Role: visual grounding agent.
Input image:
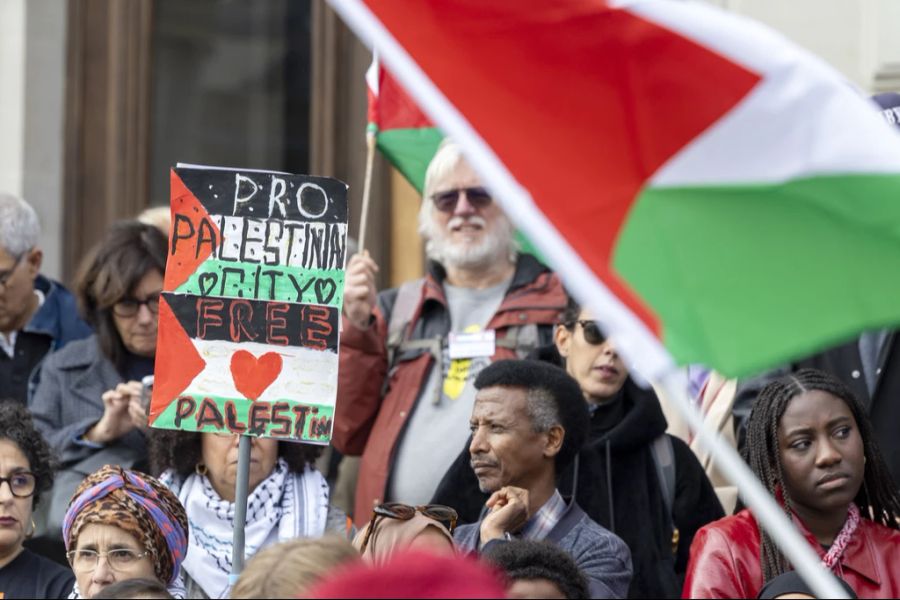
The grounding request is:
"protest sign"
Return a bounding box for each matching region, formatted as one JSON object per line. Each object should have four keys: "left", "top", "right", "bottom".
{"left": 150, "top": 166, "right": 349, "bottom": 444}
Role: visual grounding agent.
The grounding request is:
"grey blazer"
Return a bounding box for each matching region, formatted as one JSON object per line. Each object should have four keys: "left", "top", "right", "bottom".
{"left": 28, "top": 335, "right": 147, "bottom": 466}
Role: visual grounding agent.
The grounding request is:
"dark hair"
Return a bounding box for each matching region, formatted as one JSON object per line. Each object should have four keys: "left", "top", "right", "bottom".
{"left": 148, "top": 429, "right": 321, "bottom": 478}
{"left": 745, "top": 368, "right": 900, "bottom": 581}
{"left": 91, "top": 577, "right": 173, "bottom": 599}
{"left": 560, "top": 294, "right": 581, "bottom": 327}
{"left": 482, "top": 539, "right": 589, "bottom": 600}
{"left": 474, "top": 359, "right": 589, "bottom": 472}
{"left": 76, "top": 220, "right": 167, "bottom": 373}
{"left": 0, "top": 401, "right": 55, "bottom": 506}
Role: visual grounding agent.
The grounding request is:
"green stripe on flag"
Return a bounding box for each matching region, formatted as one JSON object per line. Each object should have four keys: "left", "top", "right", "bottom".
{"left": 377, "top": 127, "right": 444, "bottom": 192}
{"left": 153, "top": 394, "right": 334, "bottom": 442}
{"left": 614, "top": 173, "right": 900, "bottom": 377}
{"left": 176, "top": 259, "right": 344, "bottom": 307}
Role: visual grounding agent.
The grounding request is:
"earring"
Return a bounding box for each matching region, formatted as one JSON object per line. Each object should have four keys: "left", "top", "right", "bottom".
{"left": 25, "top": 517, "right": 36, "bottom": 539}
{"left": 195, "top": 463, "right": 208, "bottom": 476}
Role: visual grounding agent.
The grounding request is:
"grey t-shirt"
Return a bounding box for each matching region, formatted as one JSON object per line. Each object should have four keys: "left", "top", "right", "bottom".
{"left": 389, "top": 277, "right": 511, "bottom": 505}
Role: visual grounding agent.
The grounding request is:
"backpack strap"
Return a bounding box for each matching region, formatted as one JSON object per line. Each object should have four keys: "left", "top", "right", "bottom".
{"left": 385, "top": 278, "right": 426, "bottom": 369}
{"left": 650, "top": 434, "right": 679, "bottom": 554}
{"left": 384, "top": 278, "right": 444, "bottom": 405}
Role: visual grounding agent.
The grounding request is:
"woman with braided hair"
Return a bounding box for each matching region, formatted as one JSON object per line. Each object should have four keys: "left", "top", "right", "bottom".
{"left": 683, "top": 368, "right": 900, "bottom": 598}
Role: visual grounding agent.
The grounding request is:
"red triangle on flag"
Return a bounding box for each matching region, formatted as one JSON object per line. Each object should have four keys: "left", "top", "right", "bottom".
{"left": 164, "top": 169, "right": 221, "bottom": 291}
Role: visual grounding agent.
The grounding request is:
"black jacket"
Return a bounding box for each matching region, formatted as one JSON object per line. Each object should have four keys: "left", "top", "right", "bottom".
{"left": 734, "top": 332, "right": 900, "bottom": 485}
{"left": 432, "top": 349, "right": 724, "bottom": 599}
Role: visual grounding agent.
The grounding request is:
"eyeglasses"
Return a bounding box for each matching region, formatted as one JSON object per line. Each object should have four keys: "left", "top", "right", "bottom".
{"left": 566, "top": 320, "right": 606, "bottom": 345}
{"left": 0, "top": 472, "right": 36, "bottom": 498}
{"left": 0, "top": 253, "right": 25, "bottom": 289}
{"left": 113, "top": 293, "right": 161, "bottom": 317}
{"left": 359, "top": 503, "right": 458, "bottom": 554}
{"left": 66, "top": 548, "right": 151, "bottom": 572}
{"left": 431, "top": 187, "right": 493, "bottom": 213}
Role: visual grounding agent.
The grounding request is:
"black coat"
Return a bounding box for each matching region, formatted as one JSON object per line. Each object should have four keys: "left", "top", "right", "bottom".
{"left": 734, "top": 332, "right": 900, "bottom": 485}
{"left": 432, "top": 357, "right": 724, "bottom": 599}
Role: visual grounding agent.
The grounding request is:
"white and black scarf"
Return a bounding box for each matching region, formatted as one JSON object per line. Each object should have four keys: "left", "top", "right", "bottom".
{"left": 159, "top": 458, "right": 329, "bottom": 599}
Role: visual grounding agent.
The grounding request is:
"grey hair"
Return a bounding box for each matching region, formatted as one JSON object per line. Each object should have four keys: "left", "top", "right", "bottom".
{"left": 0, "top": 193, "right": 40, "bottom": 257}
{"left": 418, "top": 138, "right": 466, "bottom": 239}
{"left": 417, "top": 138, "right": 518, "bottom": 265}
{"left": 526, "top": 387, "right": 561, "bottom": 433}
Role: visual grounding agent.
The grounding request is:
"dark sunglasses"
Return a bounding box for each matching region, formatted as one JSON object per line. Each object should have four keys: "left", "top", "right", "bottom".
{"left": 359, "top": 502, "right": 458, "bottom": 554}
{"left": 566, "top": 320, "right": 606, "bottom": 345}
{"left": 431, "top": 187, "right": 493, "bottom": 213}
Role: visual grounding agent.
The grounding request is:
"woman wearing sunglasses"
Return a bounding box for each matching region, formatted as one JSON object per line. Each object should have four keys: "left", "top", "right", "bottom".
{"left": 353, "top": 503, "right": 456, "bottom": 564}
{"left": 0, "top": 401, "right": 75, "bottom": 598}
{"left": 552, "top": 297, "right": 724, "bottom": 598}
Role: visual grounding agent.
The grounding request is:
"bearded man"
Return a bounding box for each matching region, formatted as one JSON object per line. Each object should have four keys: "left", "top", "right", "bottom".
{"left": 334, "top": 139, "right": 567, "bottom": 524}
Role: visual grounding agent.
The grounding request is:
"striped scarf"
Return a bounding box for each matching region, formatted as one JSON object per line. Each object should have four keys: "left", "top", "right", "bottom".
{"left": 159, "top": 458, "right": 329, "bottom": 599}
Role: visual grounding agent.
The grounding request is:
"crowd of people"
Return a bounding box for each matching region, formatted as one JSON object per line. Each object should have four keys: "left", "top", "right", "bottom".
{"left": 2, "top": 94, "right": 900, "bottom": 599}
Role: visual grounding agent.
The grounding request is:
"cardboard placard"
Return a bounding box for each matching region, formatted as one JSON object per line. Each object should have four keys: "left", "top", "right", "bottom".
{"left": 149, "top": 166, "right": 348, "bottom": 443}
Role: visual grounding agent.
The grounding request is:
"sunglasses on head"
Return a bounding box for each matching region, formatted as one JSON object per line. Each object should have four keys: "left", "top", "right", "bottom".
{"left": 431, "top": 187, "right": 493, "bottom": 213}
{"left": 566, "top": 320, "right": 607, "bottom": 345}
{"left": 359, "top": 502, "right": 458, "bottom": 554}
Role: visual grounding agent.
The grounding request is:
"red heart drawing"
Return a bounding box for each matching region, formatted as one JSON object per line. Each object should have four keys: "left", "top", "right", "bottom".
{"left": 230, "top": 350, "right": 283, "bottom": 401}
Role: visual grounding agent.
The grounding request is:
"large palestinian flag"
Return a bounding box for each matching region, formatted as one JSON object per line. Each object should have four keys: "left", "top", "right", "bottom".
{"left": 150, "top": 167, "right": 348, "bottom": 443}
{"left": 333, "top": 0, "right": 900, "bottom": 379}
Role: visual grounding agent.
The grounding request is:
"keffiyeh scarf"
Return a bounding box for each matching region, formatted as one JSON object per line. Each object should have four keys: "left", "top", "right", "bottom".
{"left": 160, "top": 458, "right": 329, "bottom": 599}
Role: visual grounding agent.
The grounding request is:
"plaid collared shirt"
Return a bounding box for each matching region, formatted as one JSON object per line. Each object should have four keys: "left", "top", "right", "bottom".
{"left": 519, "top": 489, "right": 566, "bottom": 541}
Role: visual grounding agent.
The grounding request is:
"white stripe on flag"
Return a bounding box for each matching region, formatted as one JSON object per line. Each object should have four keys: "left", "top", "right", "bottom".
{"left": 629, "top": 0, "right": 900, "bottom": 187}
{"left": 184, "top": 339, "right": 338, "bottom": 404}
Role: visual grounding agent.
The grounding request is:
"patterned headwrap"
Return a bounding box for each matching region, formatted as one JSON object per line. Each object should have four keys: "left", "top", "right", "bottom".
{"left": 63, "top": 465, "right": 189, "bottom": 585}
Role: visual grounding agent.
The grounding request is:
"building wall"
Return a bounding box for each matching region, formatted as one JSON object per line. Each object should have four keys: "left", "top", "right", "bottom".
{"left": 704, "top": 0, "right": 900, "bottom": 90}
{"left": 0, "top": 0, "right": 66, "bottom": 280}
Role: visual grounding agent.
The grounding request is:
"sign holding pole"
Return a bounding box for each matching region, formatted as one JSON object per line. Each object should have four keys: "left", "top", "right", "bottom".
{"left": 230, "top": 435, "right": 252, "bottom": 581}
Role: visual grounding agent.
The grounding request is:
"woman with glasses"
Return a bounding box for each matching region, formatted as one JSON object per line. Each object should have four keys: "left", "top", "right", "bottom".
{"left": 63, "top": 464, "right": 188, "bottom": 599}
{"left": 352, "top": 503, "right": 457, "bottom": 564}
{"left": 149, "top": 430, "right": 346, "bottom": 599}
{"left": 30, "top": 221, "right": 166, "bottom": 533}
{"left": 0, "top": 401, "right": 75, "bottom": 598}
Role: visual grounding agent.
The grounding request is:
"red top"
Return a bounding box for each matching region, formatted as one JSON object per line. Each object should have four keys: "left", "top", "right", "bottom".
{"left": 683, "top": 509, "right": 900, "bottom": 598}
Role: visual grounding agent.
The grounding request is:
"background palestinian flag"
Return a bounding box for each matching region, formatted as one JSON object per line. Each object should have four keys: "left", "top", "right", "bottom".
{"left": 334, "top": 0, "right": 900, "bottom": 379}
{"left": 367, "top": 57, "right": 441, "bottom": 193}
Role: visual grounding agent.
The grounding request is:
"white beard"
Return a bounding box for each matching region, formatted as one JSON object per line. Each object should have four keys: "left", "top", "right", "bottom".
{"left": 425, "top": 214, "right": 516, "bottom": 270}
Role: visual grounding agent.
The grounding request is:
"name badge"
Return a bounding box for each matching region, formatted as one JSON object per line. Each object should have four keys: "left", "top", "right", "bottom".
{"left": 448, "top": 330, "right": 496, "bottom": 359}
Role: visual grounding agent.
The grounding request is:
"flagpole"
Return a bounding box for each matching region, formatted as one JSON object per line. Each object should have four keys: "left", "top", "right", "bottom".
{"left": 358, "top": 126, "right": 377, "bottom": 252}
{"left": 229, "top": 435, "right": 252, "bottom": 586}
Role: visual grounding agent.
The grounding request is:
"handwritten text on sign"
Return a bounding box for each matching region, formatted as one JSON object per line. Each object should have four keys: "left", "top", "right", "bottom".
{"left": 150, "top": 167, "right": 348, "bottom": 443}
